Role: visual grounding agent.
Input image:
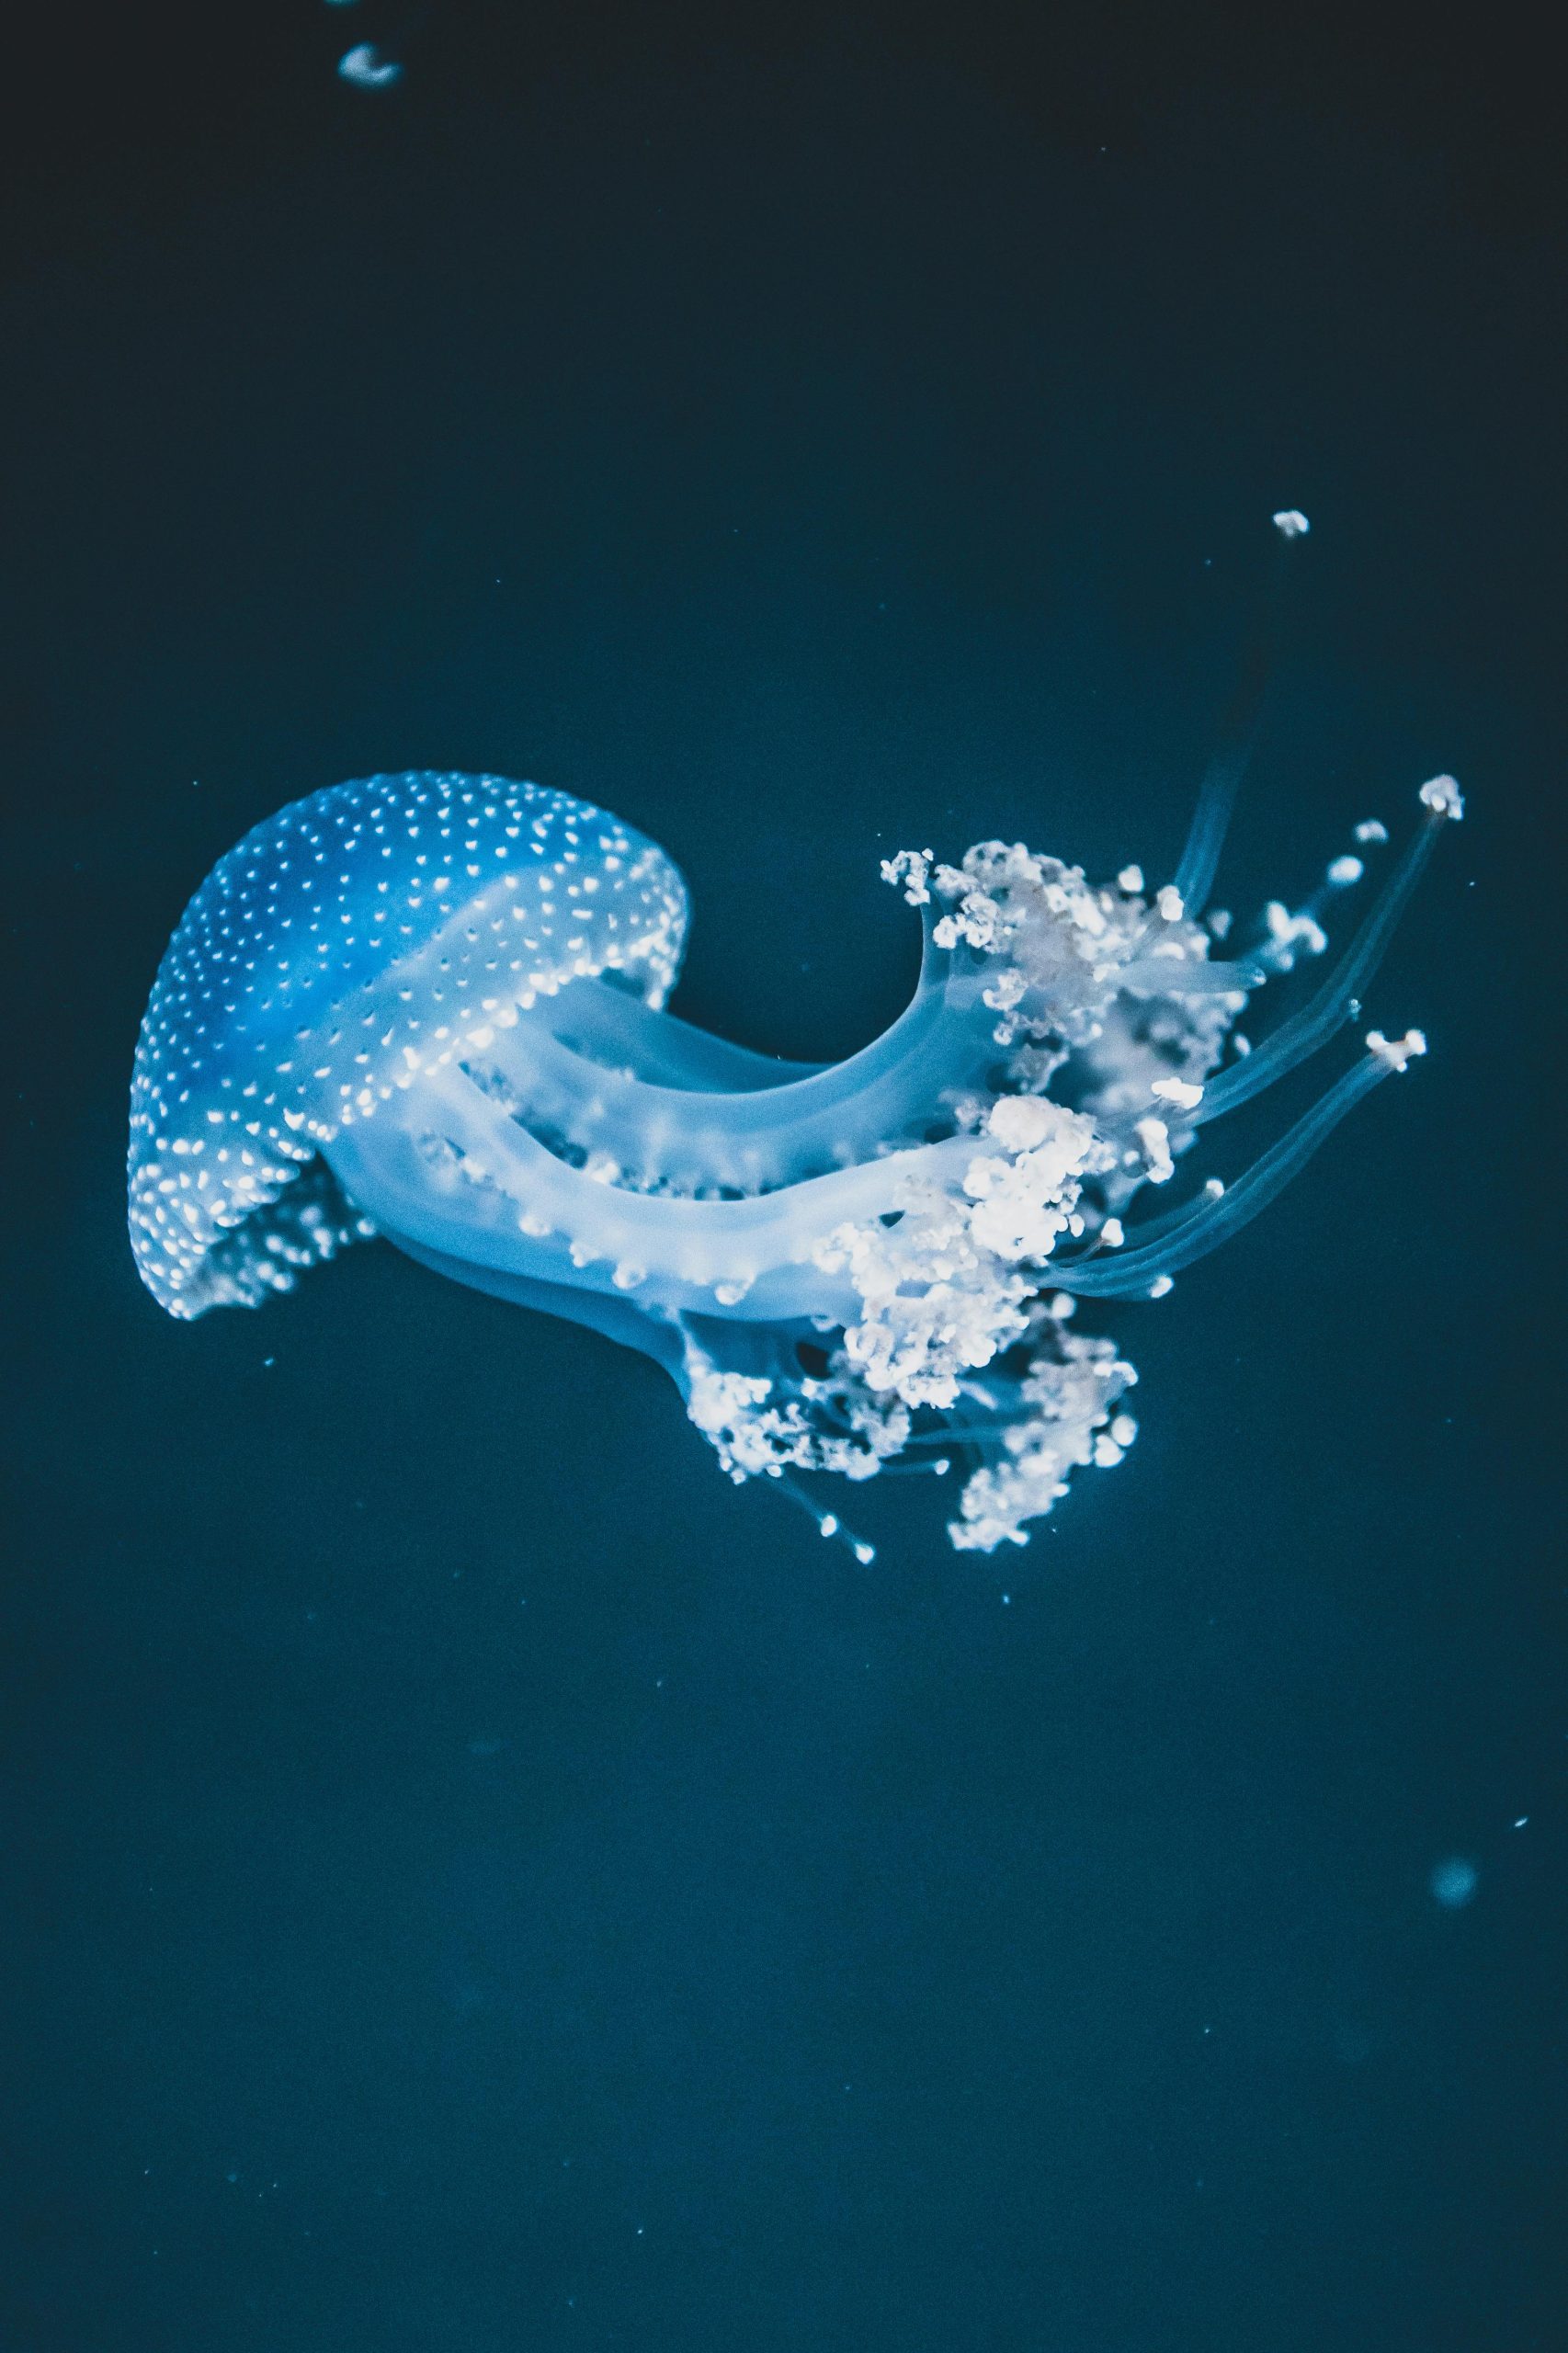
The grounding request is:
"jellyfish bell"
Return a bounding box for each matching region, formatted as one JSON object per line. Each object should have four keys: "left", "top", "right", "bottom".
{"left": 128, "top": 773, "right": 688, "bottom": 1319}
{"left": 128, "top": 541, "right": 1463, "bottom": 1554}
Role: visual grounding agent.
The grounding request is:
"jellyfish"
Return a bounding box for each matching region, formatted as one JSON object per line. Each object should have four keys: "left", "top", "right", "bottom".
{"left": 127, "top": 524, "right": 1461, "bottom": 1553}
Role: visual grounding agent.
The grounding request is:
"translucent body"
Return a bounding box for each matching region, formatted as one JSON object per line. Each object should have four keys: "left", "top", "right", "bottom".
{"left": 128, "top": 540, "right": 1461, "bottom": 1552}
{"left": 130, "top": 767, "right": 1458, "bottom": 1552}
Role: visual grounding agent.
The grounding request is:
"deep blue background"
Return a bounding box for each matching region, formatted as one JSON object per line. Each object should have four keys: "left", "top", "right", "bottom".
{"left": 3, "top": 6, "right": 1563, "bottom": 2347}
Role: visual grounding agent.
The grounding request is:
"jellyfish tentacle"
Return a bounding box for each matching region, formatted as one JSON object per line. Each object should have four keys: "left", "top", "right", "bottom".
{"left": 1172, "top": 511, "right": 1309, "bottom": 915}
{"left": 473, "top": 955, "right": 995, "bottom": 1198}
{"left": 1117, "top": 957, "right": 1266, "bottom": 995}
{"left": 1057, "top": 1179, "right": 1228, "bottom": 1270}
{"left": 539, "top": 974, "right": 827, "bottom": 1090}
{"left": 1056, "top": 1037, "right": 1422, "bottom": 1299}
{"left": 328, "top": 1060, "right": 1002, "bottom": 1323}
{"left": 1194, "top": 796, "right": 1457, "bottom": 1126}
{"left": 770, "top": 1472, "right": 878, "bottom": 1562}
{"left": 369, "top": 1222, "right": 691, "bottom": 1375}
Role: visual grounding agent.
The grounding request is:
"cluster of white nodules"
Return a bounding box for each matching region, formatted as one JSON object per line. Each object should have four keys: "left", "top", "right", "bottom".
{"left": 687, "top": 783, "right": 1451, "bottom": 1550}
{"left": 677, "top": 839, "right": 1246, "bottom": 1546}
{"left": 685, "top": 1301, "right": 1138, "bottom": 1556}
{"left": 892, "top": 837, "right": 1243, "bottom": 1216}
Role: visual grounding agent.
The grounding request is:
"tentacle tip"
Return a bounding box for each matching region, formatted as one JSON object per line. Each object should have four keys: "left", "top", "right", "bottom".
{"left": 1418, "top": 774, "right": 1464, "bottom": 823}
{"left": 1366, "top": 1027, "right": 1427, "bottom": 1072}
{"left": 1272, "top": 508, "right": 1311, "bottom": 539}
{"left": 1151, "top": 1075, "right": 1204, "bottom": 1111}
{"left": 881, "top": 847, "right": 935, "bottom": 905}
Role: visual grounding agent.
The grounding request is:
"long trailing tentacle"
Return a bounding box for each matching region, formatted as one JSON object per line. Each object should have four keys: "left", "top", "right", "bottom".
{"left": 1055, "top": 1177, "right": 1229, "bottom": 1271}
{"left": 1192, "top": 779, "right": 1462, "bottom": 1125}
{"left": 1053, "top": 1029, "right": 1427, "bottom": 1299}
{"left": 1171, "top": 508, "right": 1311, "bottom": 916}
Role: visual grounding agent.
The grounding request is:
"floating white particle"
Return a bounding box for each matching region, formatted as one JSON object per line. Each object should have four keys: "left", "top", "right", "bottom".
{"left": 1354, "top": 818, "right": 1389, "bottom": 843}
{"left": 338, "top": 43, "right": 402, "bottom": 86}
{"left": 1272, "top": 509, "right": 1310, "bottom": 538}
{"left": 1327, "top": 855, "right": 1363, "bottom": 886}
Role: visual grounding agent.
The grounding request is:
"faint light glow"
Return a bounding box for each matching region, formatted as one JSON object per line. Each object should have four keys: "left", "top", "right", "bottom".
{"left": 338, "top": 44, "right": 402, "bottom": 87}
{"left": 1430, "top": 1856, "right": 1479, "bottom": 1908}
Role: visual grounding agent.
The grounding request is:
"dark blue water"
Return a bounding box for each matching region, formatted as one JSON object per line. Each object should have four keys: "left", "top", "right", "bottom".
{"left": 3, "top": 6, "right": 1563, "bottom": 2347}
